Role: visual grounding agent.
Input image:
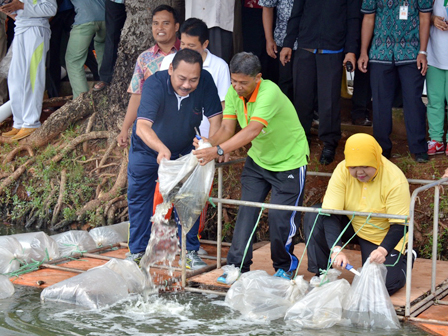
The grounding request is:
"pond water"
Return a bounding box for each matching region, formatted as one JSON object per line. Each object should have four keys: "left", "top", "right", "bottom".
{"left": 0, "top": 287, "right": 430, "bottom": 336}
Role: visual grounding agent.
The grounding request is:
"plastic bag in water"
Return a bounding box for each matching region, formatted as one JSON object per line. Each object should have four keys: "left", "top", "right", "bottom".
{"left": 0, "top": 274, "right": 14, "bottom": 299}
{"left": 284, "top": 274, "right": 351, "bottom": 329}
{"left": 95, "top": 258, "right": 145, "bottom": 293}
{"left": 158, "top": 141, "right": 215, "bottom": 233}
{"left": 51, "top": 230, "right": 97, "bottom": 257}
{"left": 343, "top": 258, "right": 400, "bottom": 329}
{"left": 225, "top": 270, "right": 309, "bottom": 321}
{"left": 89, "top": 226, "right": 124, "bottom": 247}
{"left": 41, "top": 267, "right": 129, "bottom": 309}
{"left": 0, "top": 236, "right": 27, "bottom": 274}
{"left": 12, "top": 232, "right": 59, "bottom": 262}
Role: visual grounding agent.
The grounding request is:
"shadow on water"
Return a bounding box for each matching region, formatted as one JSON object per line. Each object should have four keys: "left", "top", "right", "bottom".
{"left": 0, "top": 286, "right": 430, "bottom": 336}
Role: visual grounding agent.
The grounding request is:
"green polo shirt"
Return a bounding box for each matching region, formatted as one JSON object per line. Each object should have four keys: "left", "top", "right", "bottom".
{"left": 223, "top": 79, "right": 309, "bottom": 171}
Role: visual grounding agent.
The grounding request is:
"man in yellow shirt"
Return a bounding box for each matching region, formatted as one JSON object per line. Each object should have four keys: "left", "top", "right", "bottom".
{"left": 303, "top": 133, "right": 411, "bottom": 295}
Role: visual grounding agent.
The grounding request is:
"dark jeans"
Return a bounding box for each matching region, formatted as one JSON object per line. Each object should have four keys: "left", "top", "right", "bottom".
{"left": 99, "top": 0, "right": 126, "bottom": 84}
{"left": 293, "top": 49, "right": 343, "bottom": 150}
{"left": 303, "top": 205, "right": 408, "bottom": 295}
{"left": 351, "top": 67, "right": 371, "bottom": 122}
{"left": 227, "top": 157, "right": 307, "bottom": 273}
{"left": 370, "top": 61, "right": 427, "bottom": 155}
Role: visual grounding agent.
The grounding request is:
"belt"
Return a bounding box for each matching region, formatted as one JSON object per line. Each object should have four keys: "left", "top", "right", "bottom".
{"left": 302, "top": 48, "right": 344, "bottom": 54}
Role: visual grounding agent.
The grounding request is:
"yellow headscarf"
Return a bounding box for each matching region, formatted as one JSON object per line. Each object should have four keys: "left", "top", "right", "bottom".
{"left": 344, "top": 133, "right": 383, "bottom": 174}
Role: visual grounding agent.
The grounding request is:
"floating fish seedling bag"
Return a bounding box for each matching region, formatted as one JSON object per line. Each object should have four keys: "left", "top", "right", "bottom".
{"left": 0, "top": 274, "right": 14, "bottom": 299}
{"left": 343, "top": 259, "right": 400, "bottom": 329}
{"left": 12, "top": 232, "right": 59, "bottom": 262}
{"left": 95, "top": 258, "right": 145, "bottom": 293}
{"left": 52, "top": 230, "right": 97, "bottom": 257}
{"left": 109, "top": 222, "right": 129, "bottom": 242}
{"left": 158, "top": 141, "right": 215, "bottom": 233}
{"left": 41, "top": 266, "right": 129, "bottom": 309}
{"left": 225, "top": 270, "right": 309, "bottom": 321}
{"left": 0, "top": 236, "right": 28, "bottom": 274}
{"left": 89, "top": 226, "right": 124, "bottom": 247}
{"left": 284, "top": 270, "right": 351, "bottom": 329}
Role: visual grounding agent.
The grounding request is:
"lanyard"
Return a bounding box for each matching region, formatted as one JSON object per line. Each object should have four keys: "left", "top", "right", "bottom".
{"left": 445, "top": 0, "right": 448, "bottom": 7}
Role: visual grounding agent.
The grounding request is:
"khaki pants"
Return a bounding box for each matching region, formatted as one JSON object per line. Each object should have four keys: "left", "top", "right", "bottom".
{"left": 0, "top": 13, "right": 8, "bottom": 105}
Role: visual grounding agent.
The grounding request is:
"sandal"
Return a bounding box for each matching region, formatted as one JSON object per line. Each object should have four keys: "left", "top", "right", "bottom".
{"left": 93, "top": 81, "right": 109, "bottom": 92}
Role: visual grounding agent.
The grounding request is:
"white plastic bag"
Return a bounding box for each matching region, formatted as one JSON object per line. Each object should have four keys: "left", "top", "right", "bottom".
{"left": 109, "top": 222, "right": 129, "bottom": 242}
{"left": 51, "top": 230, "right": 97, "bottom": 257}
{"left": 41, "top": 267, "right": 129, "bottom": 309}
{"left": 225, "top": 270, "right": 309, "bottom": 321}
{"left": 284, "top": 275, "right": 351, "bottom": 329}
{"left": 89, "top": 226, "right": 123, "bottom": 247}
{"left": 221, "top": 265, "right": 241, "bottom": 285}
{"left": 12, "top": 232, "right": 59, "bottom": 262}
{"left": 0, "top": 274, "right": 14, "bottom": 299}
{"left": 95, "top": 258, "right": 145, "bottom": 293}
{"left": 343, "top": 258, "right": 400, "bottom": 329}
{"left": 0, "top": 236, "right": 27, "bottom": 274}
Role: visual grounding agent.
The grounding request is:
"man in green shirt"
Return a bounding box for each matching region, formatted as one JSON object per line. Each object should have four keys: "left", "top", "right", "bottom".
{"left": 194, "top": 52, "right": 309, "bottom": 282}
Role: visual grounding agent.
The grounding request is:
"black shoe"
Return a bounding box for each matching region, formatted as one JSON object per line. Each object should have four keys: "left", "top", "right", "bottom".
{"left": 319, "top": 147, "right": 335, "bottom": 165}
{"left": 414, "top": 152, "right": 428, "bottom": 163}
{"left": 352, "top": 117, "right": 372, "bottom": 126}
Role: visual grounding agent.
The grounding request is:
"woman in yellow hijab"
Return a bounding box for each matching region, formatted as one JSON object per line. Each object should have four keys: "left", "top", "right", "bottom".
{"left": 303, "top": 133, "right": 411, "bottom": 295}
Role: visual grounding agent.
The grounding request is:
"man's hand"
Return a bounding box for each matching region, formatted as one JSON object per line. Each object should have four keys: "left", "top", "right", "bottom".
{"left": 331, "top": 251, "right": 350, "bottom": 270}
{"left": 343, "top": 52, "right": 356, "bottom": 72}
{"left": 279, "top": 47, "right": 292, "bottom": 66}
{"left": 417, "top": 53, "right": 428, "bottom": 76}
{"left": 193, "top": 146, "right": 218, "bottom": 166}
{"left": 156, "top": 147, "right": 171, "bottom": 164}
{"left": 116, "top": 129, "right": 129, "bottom": 147}
{"left": 433, "top": 16, "right": 448, "bottom": 31}
{"left": 266, "top": 39, "right": 278, "bottom": 59}
{"left": 358, "top": 53, "right": 369, "bottom": 73}
{"left": 192, "top": 136, "right": 209, "bottom": 149}
{"left": 0, "top": 0, "right": 24, "bottom": 13}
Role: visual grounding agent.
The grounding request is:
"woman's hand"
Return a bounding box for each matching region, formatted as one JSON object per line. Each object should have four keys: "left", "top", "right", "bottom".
{"left": 369, "top": 246, "right": 388, "bottom": 264}
{"left": 433, "top": 16, "right": 448, "bottom": 31}
{"left": 332, "top": 251, "right": 350, "bottom": 270}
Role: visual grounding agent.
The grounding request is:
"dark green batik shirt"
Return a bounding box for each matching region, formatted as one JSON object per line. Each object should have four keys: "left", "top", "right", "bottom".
{"left": 361, "top": 0, "right": 432, "bottom": 65}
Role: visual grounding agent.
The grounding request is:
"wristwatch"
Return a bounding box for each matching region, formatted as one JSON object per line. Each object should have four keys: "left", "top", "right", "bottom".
{"left": 216, "top": 145, "right": 224, "bottom": 156}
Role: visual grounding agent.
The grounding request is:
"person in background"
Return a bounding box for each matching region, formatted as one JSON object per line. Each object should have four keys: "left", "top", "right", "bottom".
{"left": 194, "top": 52, "right": 309, "bottom": 283}
{"left": 280, "top": 0, "right": 359, "bottom": 165}
{"left": 185, "top": 0, "right": 234, "bottom": 64}
{"left": 116, "top": 4, "right": 180, "bottom": 147}
{"left": 426, "top": 0, "right": 448, "bottom": 156}
{"left": 303, "top": 133, "right": 411, "bottom": 295}
{"left": 126, "top": 49, "right": 222, "bottom": 268}
{"left": 358, "top": 0, "right": 432, "bottom": 162}
{"left": 0, "top": 11, "right": 7, "bottom": 105}
{"left": 92, "top": 0, "right": 126, "bottom": 92}
{"left": 160, "top": 17, "right": 230, "bottom": 138}
{"left": 259, "top": 0, "right": 296, "bottom": 101}
{"left": 65, "top": 0, "right": 106, "bottom": 99}
{"left": 0, "top": 0, "right": 57, "bottom": 140}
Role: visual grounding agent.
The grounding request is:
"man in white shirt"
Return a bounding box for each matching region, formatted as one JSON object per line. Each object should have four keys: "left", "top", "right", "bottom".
{"left": 160, "top": 17, "right": 230, "bottom": 138}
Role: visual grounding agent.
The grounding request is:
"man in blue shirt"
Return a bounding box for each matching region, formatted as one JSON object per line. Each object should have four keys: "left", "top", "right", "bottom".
{"left": 127, "top": 49, "right": 223, "bottom": 269}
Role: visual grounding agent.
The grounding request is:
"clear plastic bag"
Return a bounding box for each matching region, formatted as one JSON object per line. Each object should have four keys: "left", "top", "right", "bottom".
{"left": 109, "top": 222, "right": 129, "bottom": 242}
{"left": 284, "top": 276, "right": 351, "bottom": 329}
{"left": 0, "top": 236, "right": 27, "bottom": 274}
{"left": 51, "top": 230, "right": 97, "bottom": 257}
{"left": 225, "top": 270, "right": 309, "bottom": 321}
{"left": 95, "top": 258, "right": 145, "bottom": 293}
{"left": 89, "top": 226, "right": 124, "bottom": 247}
{"left": 221, "top": 265, "right": 241, "bottom": 285}
{"left": 40, "top": 267, "right": 129, "bottom": 309}
{"left": 343, "top": 258, "right": 400, "bottom": 329}
{"left": 158, "top": 141, "right": 215, "bottom": 233}
{"left": 0, "top": 274, "right": 14, "bottom": 299}
{"left": 12, "top": 232, "right": 59, "bottom": 262}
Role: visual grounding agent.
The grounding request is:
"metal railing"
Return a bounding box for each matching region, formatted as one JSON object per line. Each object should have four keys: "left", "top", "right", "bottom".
{"left": 181, "top": 158, "right": 448, "bottom": 321}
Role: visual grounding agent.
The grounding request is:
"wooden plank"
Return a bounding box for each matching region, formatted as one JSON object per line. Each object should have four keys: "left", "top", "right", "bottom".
{"left": 10, "top": 269, "right": 79, "bottom": 288}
